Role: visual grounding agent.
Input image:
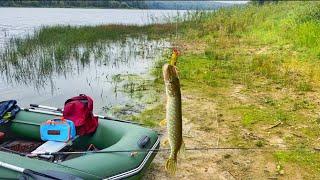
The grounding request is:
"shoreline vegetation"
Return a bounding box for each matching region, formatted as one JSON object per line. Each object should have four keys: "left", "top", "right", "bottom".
{"left": 2, "top": 1, "right": 320, "bottom": 178}
{"left": 0, "top": 0, "right": 144, "bottom": 9}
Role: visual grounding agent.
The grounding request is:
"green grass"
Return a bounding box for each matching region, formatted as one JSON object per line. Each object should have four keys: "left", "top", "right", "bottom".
{"left": 174, "top": 2, "right": 320, "bottom": 89}
{"left": 274, "top": 149, "right": 320, "bottom": 177}
{"left": 129, "top": 104, "right": 165, "bottom": 127}
{"left": 229, "top": 104, "right": 305, "bottom": 128}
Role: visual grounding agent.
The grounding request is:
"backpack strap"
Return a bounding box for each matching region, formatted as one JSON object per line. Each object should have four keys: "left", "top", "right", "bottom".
{"left": 64, "top": 94, "right": 88, "bottom": 106}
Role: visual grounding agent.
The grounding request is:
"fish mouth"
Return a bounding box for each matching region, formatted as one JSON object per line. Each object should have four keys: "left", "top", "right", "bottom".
{"left": 163, "top": 64, "right": 178, "bottom": 82}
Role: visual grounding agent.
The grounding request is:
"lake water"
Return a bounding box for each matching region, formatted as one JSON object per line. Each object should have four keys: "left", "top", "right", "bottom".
{"left": 0, "top": 8, "right": 181, "bottom": 114}
{"left": 0, "top": 8, "right": 185, "bottom": 47}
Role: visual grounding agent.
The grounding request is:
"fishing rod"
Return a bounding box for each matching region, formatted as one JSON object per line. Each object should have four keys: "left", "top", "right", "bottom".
{"left": 27, "top": 146, "right": 310, "bottom": 157}
{"left": 21, "top": 107, "right": 163, "bottom": 136}
{"left": 0, "top": 161, "right": 62, "bottom": 180}
{"left": 0, "top": 160, "right": 84, "bottom": 180}
{"left": 28, "top": 104, "right": 144, "bottom": 126}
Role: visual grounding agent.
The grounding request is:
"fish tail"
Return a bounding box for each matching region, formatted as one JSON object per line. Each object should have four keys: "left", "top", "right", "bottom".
{"left": 165, "top": 157, "right": 177, "bottom": 175}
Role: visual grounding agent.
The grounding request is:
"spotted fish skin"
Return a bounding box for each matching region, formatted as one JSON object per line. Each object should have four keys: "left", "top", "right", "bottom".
{"left": 163, "top": 63, "right": 183, "bottom": 175}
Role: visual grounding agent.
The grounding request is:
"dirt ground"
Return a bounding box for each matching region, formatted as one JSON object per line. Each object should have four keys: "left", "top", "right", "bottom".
{"left": 143, "top": 87, "right": 307, "bottom": 180}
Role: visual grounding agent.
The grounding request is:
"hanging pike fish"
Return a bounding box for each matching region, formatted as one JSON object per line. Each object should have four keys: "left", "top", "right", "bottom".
{"left": 163, "top": 62, "right": 184, "bottom": 175}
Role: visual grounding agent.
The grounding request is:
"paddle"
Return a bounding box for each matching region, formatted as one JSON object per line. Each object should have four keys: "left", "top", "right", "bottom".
{"left": 28, "top": 104, "right": 144, "bottom": 126}
{"left": 0, "top": 161, "right": 83, "bottom": 180}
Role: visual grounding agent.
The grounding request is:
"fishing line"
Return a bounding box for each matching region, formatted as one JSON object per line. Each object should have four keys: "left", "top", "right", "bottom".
{"left": 25, "top": 105, "right": 144, "bottom": 126}
{"left": 26, "top": 105, "right": 165, "bottom": 135}
{"left": 28, "top": 146, "right": 317, "bottom": 157}
{"left": 175, "top": 2, "right": 178, "bottom": 42}
{"left": 171, "top": 1, "right": 180, "bottom": 52}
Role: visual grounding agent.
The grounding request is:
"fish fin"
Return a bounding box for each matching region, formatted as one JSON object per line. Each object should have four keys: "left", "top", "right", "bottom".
{"left": 159, "top": 119, "right": 167, "bottom": 127}
{"left": 174, "top": 66, "right": 180, "bottom": 76}
{"left": 161, "top": 138, "right": 169, "bottom": 147}
{"left": 178, "top": 139, "right": 186, "bottom": 157}
{"left": 165, "top": 157, "right": 177, "bottom": 175}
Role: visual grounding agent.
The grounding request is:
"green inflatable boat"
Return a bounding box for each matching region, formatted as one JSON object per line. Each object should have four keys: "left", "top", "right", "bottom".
{"left": 0, "top": 108, "right": 160, "bottom": 179}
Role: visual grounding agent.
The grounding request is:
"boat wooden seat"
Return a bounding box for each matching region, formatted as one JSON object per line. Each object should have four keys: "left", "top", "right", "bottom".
{"left": 31, "top": 136, "right": 78, "bottom": 158}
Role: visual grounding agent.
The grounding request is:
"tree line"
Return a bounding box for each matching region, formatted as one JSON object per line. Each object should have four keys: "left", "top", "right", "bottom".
{"left": 0, "top": 0, "right": 147, "bottom": 9}
{"left": 0, "top": 0, "right": 240, "bottom": 10}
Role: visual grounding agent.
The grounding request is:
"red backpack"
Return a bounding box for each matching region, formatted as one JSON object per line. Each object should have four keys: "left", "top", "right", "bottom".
{"left": 63, "top": 94, "right": 98, "bottom": 136}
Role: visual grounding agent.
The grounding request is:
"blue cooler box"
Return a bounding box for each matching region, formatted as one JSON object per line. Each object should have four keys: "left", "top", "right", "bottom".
{"left": 40, "top": 118, "right": 76, "bottom": 142}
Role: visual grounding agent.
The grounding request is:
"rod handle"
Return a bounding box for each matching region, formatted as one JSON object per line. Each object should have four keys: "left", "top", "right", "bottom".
{"left": 30, "top": 104, "right": 39, "bottom": 108}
